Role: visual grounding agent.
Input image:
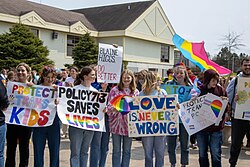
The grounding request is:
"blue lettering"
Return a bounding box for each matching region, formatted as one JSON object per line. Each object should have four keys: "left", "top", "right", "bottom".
{"left": 159, "top": 123, "right": 167, "bottom": 133}
{"left": 166, "top": 97, "right": 175, "bottom": 109}
{"left": 35, "top": 87, "right": 43, "bottom": 97}
{"left": 135, "top": 123, "right": 145, "bottom": 134}
{"left": 9, "top": 107, "right": 23, "bottom": 123}
{"left": 168, "top": 122, "right": 177, "bottom": 134}
{"left": 153, "top": 97, "right": 165, "bottom": 109}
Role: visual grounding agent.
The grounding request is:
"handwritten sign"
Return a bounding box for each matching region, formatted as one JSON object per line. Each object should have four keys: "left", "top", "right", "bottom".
{"left": 97, "top": 43, "right": 123, "bottom": 83}
{"left": 235, "top": 77, "right": 250, "bottom": 120}
{"left": 161, "top": 84, "right": 192, "bottom": 103}
{"left": 180, "top": 95, "right": 215, "bottom": 135}
{"left": 5, "top": 82, "right": 57, "bottom": 127}
{"left": 57, "top": 86, "right": 108, "bottom": 132}
{"left": 201, "top": 93, "right": 228, "bottom": 125}
{"left": 128, "top": 94, "right": 179, "bottom": 137}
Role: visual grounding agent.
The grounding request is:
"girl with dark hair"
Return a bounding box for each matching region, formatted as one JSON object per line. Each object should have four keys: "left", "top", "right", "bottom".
{"left": 196, "top": 69, "right": 228, "bottom": 167}
{"left": 5, "top": 63, "right": 33, "bottom": 167}
{"left": 69, "top": 66, "right": 97, "bottom": 167}
{"left": 106, "top": 69, "right": 139, "bottom": 167}
{"left": 32, "top": 65, "right": 61, "bottom": 167}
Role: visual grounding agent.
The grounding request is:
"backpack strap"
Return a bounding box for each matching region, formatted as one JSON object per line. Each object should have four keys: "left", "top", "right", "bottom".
{"left": 230, "top": 76, "right": 238, "bottom": 105}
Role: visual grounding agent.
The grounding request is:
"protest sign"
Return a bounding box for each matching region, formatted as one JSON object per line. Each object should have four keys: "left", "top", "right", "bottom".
{"left": 5, "top": 82, "right": 57, "bottom": 127}
{"left": 235, "top": 77, "right": 250, "bottom": 120}
{"left": 201, "top": 93, "right": 228, "bottom": 125}
{"left": 97, "top": 43, "right": 123, "bottom": 83}
{"left": 161, "top": 84, "right": 192, "bottom": 103}
{"left": 57, "top": 86, "right": 108, "bottom": 132}
{"left": 180, "top": 95, "right": 215, "bottom": 135}
{"left": 128, "top": 94, "right": 179, "bottom": 137}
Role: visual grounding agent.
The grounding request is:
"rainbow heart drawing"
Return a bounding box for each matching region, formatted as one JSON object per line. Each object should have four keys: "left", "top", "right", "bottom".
{"left": 109, "top": 95, "right": 132, "bottom": 115}
{"left": 142, "top": 100, "right": 150, "bottom": 107}
{"left": 211, "top": 100, "right": 222, "bottom": 117}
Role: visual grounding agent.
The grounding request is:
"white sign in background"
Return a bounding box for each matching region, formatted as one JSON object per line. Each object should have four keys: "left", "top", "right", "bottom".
{"left": 235, "top": 77, "right": 250, "bottom": 120}
{"left": 97, "top": 43, "right": 123, "bottom": 83}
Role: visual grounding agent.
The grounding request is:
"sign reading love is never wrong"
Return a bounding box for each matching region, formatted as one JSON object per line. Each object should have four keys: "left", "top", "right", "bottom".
{"left": 128, "top": 94, "right": 179, "bottom": 137}
{"left": 97, "top": 43, "right": 123, "bottom": 83}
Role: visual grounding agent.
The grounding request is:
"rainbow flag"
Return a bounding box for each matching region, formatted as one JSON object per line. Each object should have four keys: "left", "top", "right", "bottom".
{"left": 109, "top": 95, "right": 133, "bottom": 115}
{"left": 172, "top": 34, "right": 231, "bottom": 76}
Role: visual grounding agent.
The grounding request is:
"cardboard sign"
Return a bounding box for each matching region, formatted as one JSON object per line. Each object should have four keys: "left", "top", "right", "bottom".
{"left": 235, "top": 77, "right": 250, "bottom": 120}
{"left": 97, "top": 43, "right": 123, "bottom": 83}
{"left": 5, "top": 82, "right": 57, "bottom": 127}
{"left": 180, "top": 95, "right": 214, "bottom": 135}
{"left": 161, "top": 84, "right": 192, "bottom": 103}
{"left": 128, "top": 94, "right": 179, "bottom": 137}
{"left": 57, "top": 86, "right": 108, "bottom": 132}
{"left": 201, "top": 93, "right": 228, "bottom": 125}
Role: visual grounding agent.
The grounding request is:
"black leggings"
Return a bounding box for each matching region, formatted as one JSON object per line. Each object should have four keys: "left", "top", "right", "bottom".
{"left": 5, "top": 124, "right": 32, "bottom": 167}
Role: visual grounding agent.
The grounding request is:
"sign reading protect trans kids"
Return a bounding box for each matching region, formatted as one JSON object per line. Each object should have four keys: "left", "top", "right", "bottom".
{"left": 97, "top": 43, "right": 123, "bottom": 83}
{"left": 5, "top": 82, "right": 57, "bottom": 127}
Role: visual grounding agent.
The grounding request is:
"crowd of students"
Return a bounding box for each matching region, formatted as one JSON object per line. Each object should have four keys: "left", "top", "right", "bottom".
{"left": 0, "top": 57, "right": 249, "bottom": 167}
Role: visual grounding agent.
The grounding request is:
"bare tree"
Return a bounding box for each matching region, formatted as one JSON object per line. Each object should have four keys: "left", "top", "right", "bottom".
{"left": 219, "top": 31, "right": 246, "bottom": 71}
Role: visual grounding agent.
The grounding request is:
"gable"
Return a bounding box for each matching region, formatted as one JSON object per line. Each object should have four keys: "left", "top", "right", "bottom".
{"left": 70, "top": 21, "right": 88, "bottom": 34}
{"left": 20, "top": 11, "right": 46, "bottom": 28}
{"left": 127, "top": 1, "right": 175, "bottom": 43}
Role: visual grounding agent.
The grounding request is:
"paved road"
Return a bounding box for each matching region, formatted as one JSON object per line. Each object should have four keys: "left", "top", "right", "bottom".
{"left": 7, "top": 137, "right": 250, "bottom": 167}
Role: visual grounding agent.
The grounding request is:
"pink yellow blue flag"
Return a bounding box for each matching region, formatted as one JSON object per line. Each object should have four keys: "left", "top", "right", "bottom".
{"left": 172, "top": 34, "right": 231, "bottom": 76}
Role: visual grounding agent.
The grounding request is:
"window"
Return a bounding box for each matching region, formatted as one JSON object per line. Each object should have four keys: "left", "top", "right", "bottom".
{"left": 30, "top": 28, "right": 39, "bottom": 37}
{"left": 67, "top": 35, "right": 80, "bottom": 56}
{"left": 161, "top": 44, "right": 170, "bottom": 63}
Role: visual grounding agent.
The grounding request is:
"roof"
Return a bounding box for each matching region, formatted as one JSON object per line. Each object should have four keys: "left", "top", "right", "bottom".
{"left": 0, "top": 0, "right": 96, "bottom": 30}
{"left": 72, "top": 1, "right": 155, "bottom": 31}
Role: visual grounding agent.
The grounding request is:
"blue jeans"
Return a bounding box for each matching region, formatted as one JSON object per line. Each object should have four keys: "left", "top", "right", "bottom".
{"left": 0, "top": 123, "right": 6, "bottom": 167}
{"left": 112, "top": 134, "right": 132, "bottom": 167}
{"left": 167, "top": 123, "right": 189, "bottom": 165}
{"left": 90, "top": 131, "right": 102, "bottom": 167}
{"left": 32, "top": 115, "right": 61, "bottom": 167}
{"left": 142, "top": 136, "right": 166, "bottom": 167}
{"left": 69, "top": 126, "right": 94, "bottom": 167}
{"left": 196, "top": 131, "right": 223, "bottom": 167}
{"left": 99, "top": 114, "right": 110, "bottom": 167}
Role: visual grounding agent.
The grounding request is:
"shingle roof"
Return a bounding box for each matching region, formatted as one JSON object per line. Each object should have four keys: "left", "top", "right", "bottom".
{"left": 0, "top": 0, "right": 96, "bottom": 30}
{"left": 72, "top": 1, "right": 155, "bottom": 31}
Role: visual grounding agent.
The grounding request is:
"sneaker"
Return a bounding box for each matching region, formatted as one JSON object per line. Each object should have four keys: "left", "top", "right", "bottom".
{"left": 190, "top": 144, "right": 198, "bottom": 149}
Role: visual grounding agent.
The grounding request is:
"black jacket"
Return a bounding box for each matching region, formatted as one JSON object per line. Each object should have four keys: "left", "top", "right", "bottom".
{"left": 0, "top": 80, "right": 9, "bottom": 125}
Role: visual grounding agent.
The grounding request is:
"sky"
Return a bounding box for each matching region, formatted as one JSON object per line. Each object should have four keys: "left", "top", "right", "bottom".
{"left": 29, "top": 0, "right": 250, "bottom": 56}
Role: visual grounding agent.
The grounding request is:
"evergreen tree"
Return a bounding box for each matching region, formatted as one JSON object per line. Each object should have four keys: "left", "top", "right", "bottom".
{"left": 0, "top": 24, "right": 53, "bottom": 71}
{"left": 71, "top": 32, "right": 98, "bottom": 68}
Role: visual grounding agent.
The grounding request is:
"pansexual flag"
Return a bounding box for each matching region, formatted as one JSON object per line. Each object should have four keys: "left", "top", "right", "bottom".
{"left": 172, "top": 34, "right": 231, "bottom": 76}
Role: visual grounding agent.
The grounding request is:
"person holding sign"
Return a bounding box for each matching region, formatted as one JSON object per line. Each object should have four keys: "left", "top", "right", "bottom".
{"left": 166, "top": 62, "right": 193, "bottom": 167}
{"left": 227, "top": 57, "right": 250, "bottom": 167}
{"left": 195, "top": 69, "right": 229, "bottom": 167}
{"left": 106, "top": 69, "right": 139, "bottom": 167}
{"left": 5, "top": 63, "right": 33, "bottom": 167}
{"left": 69, "top": 66, "right": 97, "bottom": 167}
{"left": 139, "top": 71, "right": 167, "bottom": 167}
{"left": 32, "top": 66, "right": 60, "bottom": 167}
{"left": 0, "top": 77, "right": 9, "bottom": 167}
